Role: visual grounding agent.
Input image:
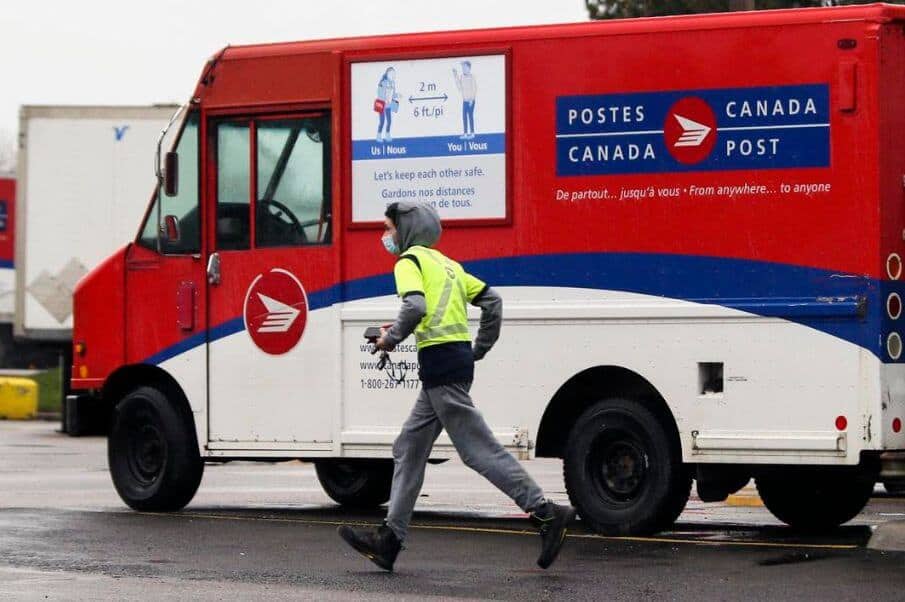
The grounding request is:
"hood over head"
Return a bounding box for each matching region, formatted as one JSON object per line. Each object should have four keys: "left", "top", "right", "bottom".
{"left": 386, "top": 201, "right": 442, "bottom": 252}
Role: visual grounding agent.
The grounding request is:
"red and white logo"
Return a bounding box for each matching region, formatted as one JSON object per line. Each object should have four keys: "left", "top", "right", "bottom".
{"left": 663, "top": 97, "right": 717, "bottom": 164}
{"left": 243, "top": 269, "right": 308, "bottom": 355}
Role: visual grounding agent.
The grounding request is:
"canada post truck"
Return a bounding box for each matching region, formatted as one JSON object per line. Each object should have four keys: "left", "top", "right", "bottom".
{"left": 70, "top": 4, "right": 905, "bottom": 534}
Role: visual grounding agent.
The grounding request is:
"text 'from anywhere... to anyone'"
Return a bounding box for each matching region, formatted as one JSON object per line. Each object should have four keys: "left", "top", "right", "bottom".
{"left": 557, "top": 181, "right": 832, "bottom": 202}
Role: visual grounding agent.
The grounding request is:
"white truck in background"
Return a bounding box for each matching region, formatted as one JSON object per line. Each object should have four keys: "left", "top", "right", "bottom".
{"left": 15, "top": 105, "right": 178, "bottom": 432}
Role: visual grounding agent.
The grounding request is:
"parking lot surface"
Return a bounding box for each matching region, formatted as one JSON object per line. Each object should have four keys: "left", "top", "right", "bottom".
{"left": 2, "top": 421, "right": 905, "bottom": 600}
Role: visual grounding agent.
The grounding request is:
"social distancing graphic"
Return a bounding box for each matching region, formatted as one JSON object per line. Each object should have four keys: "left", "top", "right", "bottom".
{"left": 351, "top": 55, "right": 507, "bottom": 223}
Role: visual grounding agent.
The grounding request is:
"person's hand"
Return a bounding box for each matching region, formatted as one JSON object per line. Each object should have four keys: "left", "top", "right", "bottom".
{"left": 376, "top": 325, "right": 395, "bottom": 351}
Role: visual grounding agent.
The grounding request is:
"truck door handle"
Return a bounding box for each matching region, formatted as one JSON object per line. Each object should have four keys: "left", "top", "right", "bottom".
{"left": 207, "top": 252, "right": 221, "bottom": 285}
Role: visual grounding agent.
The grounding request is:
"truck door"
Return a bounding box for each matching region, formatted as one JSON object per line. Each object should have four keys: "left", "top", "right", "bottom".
{"left": 125, "top": 111, "right": 207, "bottom": 422}
{"left": 206, "top": 113, "right": 336, "bottom": 449}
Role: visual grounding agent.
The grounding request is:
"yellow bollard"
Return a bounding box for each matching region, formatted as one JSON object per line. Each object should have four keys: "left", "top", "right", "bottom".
{"left": 0, "top": 377, "right": 39, "bottom": 420}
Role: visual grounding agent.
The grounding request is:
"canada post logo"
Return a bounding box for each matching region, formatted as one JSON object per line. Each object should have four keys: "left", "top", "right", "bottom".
{"left": 663, "top": 97, "right": 717, "bottom": 164}
{"left": 555, "top": 84, "right": 830, "bottom": 176}
{"left": 243, "top": 269, "right": 308, "bottom": 355}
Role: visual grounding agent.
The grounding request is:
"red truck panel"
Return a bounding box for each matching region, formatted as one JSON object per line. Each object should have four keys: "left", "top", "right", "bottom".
{"left": 0, "top": 178, "right": 15, "bottom": 268}
{"left": 75, "top": 5, "right": 905, "bottom": 386}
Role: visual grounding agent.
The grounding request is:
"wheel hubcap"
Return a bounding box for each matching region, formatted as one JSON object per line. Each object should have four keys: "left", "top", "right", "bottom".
{"left": 590, "top": 432, "right": 649, "bottom": 504}
{"left": 126, "top": 412, "right": 165, "bottom": 486}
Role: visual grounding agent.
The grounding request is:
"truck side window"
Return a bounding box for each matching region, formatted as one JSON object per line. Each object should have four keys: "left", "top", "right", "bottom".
{"left": 137, "top": 112, "right": 200, "bottom": 254}
{"left": 216, "top": 122, "right": 252, "bottom": 251}
{"left": 256, "top": 116, "right": 331, "bottom": 247}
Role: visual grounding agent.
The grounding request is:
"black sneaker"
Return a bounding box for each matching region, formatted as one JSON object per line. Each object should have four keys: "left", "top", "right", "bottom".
{"left": 532, "top": 502, "right": 576, "bottom": 569}
{"left": 338, "top": 523, "right": 402, "bottom": 572}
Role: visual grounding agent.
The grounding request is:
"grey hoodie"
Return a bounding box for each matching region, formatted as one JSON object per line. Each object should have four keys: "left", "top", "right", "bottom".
{"left": 393, "top": 200, "right": 442, "bottom": 252}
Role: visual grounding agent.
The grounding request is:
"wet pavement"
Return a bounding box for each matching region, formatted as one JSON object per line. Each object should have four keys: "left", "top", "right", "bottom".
{"left": 2, "top": 421, "right": 905, "bottom": 600}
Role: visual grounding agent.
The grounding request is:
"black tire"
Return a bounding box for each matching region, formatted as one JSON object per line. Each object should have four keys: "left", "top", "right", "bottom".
{"left": 108, "top": 386, "right": 203, "bottom": 511}
{"left": 63, "top": 395, "right": 85, "bottom": 437}
{"left": 64, "top": 395, "right": 110, "bottom": 437}
{"left": 563, "top": 398, "right": 691, "bottom": 535}
{"left": 883, "top": 481, "right": 905, "bottom": 496}
{"left": 756, "top": 470, "right": 874, "bottom": 531}
{"left": 315, "top": 459, "right": 394, "bottom": 508}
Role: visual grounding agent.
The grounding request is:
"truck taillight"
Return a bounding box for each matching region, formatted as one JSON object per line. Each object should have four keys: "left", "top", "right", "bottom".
{"left": 888, "top": 253, "right": 902, "bottom": 280}
{"left": 889, "top": 294, "right": 902, "bottom": 320}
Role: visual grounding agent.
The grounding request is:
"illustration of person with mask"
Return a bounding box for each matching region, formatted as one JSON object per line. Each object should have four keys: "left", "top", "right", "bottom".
{"left": 338, "top": 200, "right": 576, "bottom": 573}
{"left": 452, "top": 61, "right": 476, "bottom": 139}
{"left": 376, "top": 67, "right": 397, "bottom": 142}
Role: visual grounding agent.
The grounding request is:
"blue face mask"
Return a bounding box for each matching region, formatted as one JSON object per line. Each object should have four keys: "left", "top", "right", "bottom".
{"left": 382, "top": 233, "right": 399, "bottom": 255}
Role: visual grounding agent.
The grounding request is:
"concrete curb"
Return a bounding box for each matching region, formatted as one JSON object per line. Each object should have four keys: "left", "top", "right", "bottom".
{"left": 868, "top": 520, "right": 905, "bottom": 552}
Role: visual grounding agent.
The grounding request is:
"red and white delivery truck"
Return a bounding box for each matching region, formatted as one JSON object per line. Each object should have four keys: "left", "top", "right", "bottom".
{"left": 70, "top": 4, "right": 905, "bottom": 534}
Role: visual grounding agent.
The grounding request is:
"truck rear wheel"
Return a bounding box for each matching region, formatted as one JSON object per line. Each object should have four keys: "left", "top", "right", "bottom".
{"left": 756, "top": 470, "right": 874, "bottom": 531}
{"left": 108, "top": 386, "right": 203, "bottom": 511}
{"left": 883, "top": 481, "right": 905, "bottom": 496}
{"left": 563, "top": 398, "right": 690, "bottom": 535}
{"left": 315, "top": 459, "right": 393, "bottom": 508}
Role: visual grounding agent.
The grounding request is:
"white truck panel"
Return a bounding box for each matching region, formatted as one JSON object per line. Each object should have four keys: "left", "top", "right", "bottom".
{"left": 16, "top": 105, "right": 177, "bottom": 338}
{"left": 161, "top": 286, "right": 882, "bottom": 465}
{"left": 0, "top": 267, "right": 14, "bottom": 319}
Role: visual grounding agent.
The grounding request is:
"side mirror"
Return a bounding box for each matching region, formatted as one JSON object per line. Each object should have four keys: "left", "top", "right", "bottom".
{"left": 162, "top": 215, "right": 181, "bottom": 244}
{"left": 164, "top": 151, "right": 179, "bottom": 197}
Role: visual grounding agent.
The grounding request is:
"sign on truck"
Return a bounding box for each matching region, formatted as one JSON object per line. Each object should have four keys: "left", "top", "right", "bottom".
{"left": 0, "top": 178, "right": 14, "bottom": 322}
{"left": 70, "top": 5, "right": 905, "bottom": 534}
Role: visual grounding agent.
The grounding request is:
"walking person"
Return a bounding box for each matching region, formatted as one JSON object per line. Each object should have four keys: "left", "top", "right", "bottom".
{"left": 338, "top": 200, "right": 575, "bottom": 572}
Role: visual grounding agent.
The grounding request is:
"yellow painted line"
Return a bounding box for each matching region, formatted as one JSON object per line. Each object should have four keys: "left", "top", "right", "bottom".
{"left": 725, "top": 494, "right": 764, "bottom": 508}
{"left": 133, "top": 510, "right": 858, "bottom": 551}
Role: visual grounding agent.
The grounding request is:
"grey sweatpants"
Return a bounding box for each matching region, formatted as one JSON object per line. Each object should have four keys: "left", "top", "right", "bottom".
{"left": 385, "top": 382, "right": 547, "bottom": 542}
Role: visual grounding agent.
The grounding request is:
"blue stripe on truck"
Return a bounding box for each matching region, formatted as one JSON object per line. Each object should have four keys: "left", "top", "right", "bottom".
{"left": 144, "top": 252, "right": 880, "bottom": 366}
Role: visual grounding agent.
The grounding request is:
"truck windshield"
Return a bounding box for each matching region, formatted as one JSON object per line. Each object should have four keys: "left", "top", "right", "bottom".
{"left": 137, "top": 110, "right": 200, "bottom": 254}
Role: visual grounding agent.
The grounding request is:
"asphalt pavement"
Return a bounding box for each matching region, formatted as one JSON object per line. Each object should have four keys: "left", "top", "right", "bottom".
{"left": 2, "top": 420, "right": 905, "bottom": 600}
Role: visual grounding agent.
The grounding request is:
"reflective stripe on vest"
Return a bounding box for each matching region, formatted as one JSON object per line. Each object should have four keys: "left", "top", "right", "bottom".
{"left": 422, "top": 250, "right": 466, "bottom": 328}
{"left": 405, "top": 246, "right": 471, "bottom": 349}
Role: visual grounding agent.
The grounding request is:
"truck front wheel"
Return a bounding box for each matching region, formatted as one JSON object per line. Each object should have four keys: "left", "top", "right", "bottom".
{"left": 755, "top": 470, "right": 874, "bottom": 531}
{"left": 108, "top": 386, "right": 203, "bottom": 511}
{"left": 315, "top": 459, "right": 393, "bottom": 508}
{"left": 563, "top": 398, "right": 691, "bottom": 535}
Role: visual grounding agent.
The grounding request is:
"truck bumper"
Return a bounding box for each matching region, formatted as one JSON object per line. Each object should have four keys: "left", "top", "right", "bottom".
{"left": 63, "top": 394, "right": 110, "bottom": 437}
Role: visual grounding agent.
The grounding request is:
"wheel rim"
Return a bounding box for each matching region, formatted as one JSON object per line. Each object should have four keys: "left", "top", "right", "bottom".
{"left": 124, "top": 403, "right": 166, "bottom": 487}
{"left": 329, "top": 462, "right": 368, "bottom": 489}
{"left": 588, "top": 429, "right": 649, "bottom": 505}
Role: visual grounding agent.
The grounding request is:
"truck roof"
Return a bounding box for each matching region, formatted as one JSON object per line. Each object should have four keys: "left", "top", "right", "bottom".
{"left": 19, "top": 105, "right": 180, "bottom": 120}
{"left": 190, "top": 3, "right": 905, "bottom": 114}
{"left": 218, "top": 2, "right": 905, "bottom": 61}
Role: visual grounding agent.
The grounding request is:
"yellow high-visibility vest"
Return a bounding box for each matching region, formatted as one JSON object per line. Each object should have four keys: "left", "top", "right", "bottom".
{"left": 393, "top": 245, "right": 486, "bottom": 350}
